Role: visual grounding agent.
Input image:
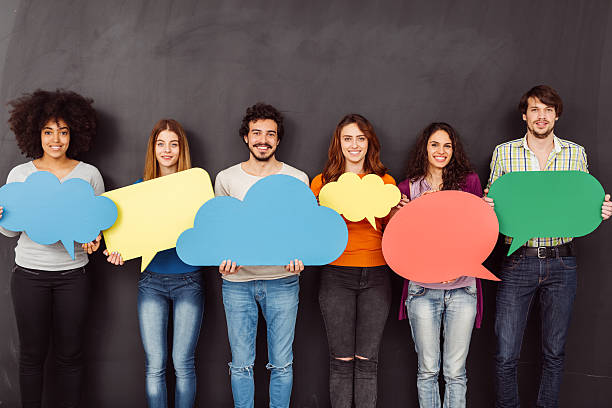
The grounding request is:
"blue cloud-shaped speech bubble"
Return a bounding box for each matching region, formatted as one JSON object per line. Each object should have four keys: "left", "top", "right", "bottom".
{"left": 176, "top": 174, "right": 348, "bottom": 266}
{"left": 0, "top": 171, "right": 117, "bottom": 258}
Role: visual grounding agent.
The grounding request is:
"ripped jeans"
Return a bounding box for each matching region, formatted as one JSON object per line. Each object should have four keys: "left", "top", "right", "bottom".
{"left": 222, "top": 275, "right": 299, "bottom": 408}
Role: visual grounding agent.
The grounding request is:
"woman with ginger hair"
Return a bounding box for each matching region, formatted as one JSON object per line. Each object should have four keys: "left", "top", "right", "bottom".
{"left": 311, "top": 113, "right": 398, "bottom": 408}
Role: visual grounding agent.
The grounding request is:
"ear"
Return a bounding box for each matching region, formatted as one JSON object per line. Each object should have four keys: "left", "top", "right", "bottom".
{"left": 522, "top": 113, "right": 527, "bottom": 121}
{"left": 243, "top": 135, "right": 248, "bottom": 144}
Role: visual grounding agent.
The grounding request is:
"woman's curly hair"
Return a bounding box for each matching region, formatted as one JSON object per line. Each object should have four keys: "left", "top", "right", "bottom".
{"left": 405, "top": 122, "right": 473, "bottom": 190}
{"left": 239, "top": 102, "right": 284, "bottom": 142}
{"left": 7, "top": 89, "right": 97, "bottom": 159}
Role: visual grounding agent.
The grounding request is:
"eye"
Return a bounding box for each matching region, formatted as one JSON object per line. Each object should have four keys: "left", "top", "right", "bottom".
{"left": 171, "top": 143, "right": 179, "bottom": 148}
{"left": 358, "top": 136, "right": 366, "bottom": 142}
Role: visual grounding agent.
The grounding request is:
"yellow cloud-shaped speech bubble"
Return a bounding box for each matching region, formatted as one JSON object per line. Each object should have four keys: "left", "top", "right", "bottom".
{"left": 102, "top": 168, "right": 214, "bottom": 271}
{"left": 318, "top": 172, "right": 401, "bottom": 229}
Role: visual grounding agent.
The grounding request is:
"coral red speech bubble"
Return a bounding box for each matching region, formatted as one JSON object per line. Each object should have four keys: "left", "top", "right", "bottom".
{"left": 382, "top": 190, "right": 500, "bottom": 283}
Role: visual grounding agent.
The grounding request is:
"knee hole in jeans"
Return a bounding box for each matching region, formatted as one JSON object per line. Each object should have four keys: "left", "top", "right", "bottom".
{"left": 334, "top": 356, "right": 354, "bottom": 361}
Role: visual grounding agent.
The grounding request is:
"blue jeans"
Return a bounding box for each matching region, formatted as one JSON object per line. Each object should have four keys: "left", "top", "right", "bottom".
{"left": 494, "top": 254, "right": 577, "bottom": 408}
{"left": 406, "top": 281, "right": 477, "bottom": 408}
{"left": 222, "top": 275, "right": 299, "bottom": 408}
{"left": 137, "top": 270, "right": 204, "bottom": 408}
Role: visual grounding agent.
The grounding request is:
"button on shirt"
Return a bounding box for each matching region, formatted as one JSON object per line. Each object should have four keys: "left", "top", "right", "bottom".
{"left": 486, "top": 135, "right": 588, "bottom": 247}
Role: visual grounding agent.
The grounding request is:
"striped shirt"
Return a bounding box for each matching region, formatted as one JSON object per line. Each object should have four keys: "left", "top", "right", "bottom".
{"left": 486, "top": 134, "right": 588, "bottom": 247}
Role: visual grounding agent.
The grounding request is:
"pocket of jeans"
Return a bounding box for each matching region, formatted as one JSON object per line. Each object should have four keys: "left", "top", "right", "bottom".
{"left": 463, "top": 282, "right": 477, "bottom": 298}
{"left": 185, "top": 274, "right": 203, "bottom": 289}
{"left": 558, "top": 256, "right": 577, "bottom": 270}
{"left": 407, "top": 282, "right": 426, "bottom": 298}
{"left": 14, "top": 265, "right": 40, "bottom": 276}
{"left": 138, "top": 271, "right": 152, "bottom": 285}
{"left": 60, "top": 267, "right": 86, "bottom": 276}
{"left": 501, "top": 254, "right": 523, "bottom": 271}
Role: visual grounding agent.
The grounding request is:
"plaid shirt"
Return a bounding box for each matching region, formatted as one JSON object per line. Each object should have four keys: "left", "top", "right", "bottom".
{"left": 487, "top": 134, "right": 588, "bottom": 247}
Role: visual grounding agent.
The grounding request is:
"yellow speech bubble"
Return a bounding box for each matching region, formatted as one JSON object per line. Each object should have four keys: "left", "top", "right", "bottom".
{"left": 102, "top": 168, "right": 214, "bottom": 271}
{"left": 318, "top": 173, "right": 401, "bottom": 229}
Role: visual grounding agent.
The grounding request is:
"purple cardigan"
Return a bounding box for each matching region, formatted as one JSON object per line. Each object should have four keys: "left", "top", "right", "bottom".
{"left": 396, "top": 172, "right": 484, "bottom": 328}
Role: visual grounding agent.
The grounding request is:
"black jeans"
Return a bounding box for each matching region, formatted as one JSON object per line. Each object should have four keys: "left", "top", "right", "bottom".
{"left": 11, "top": 265, "right": 90, "bottom": 408}
{"left": 319, "top": 265, "right": 391, "bottom": 408}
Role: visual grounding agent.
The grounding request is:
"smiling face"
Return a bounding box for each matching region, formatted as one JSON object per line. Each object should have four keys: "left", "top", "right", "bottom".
{"left": 427, "top": 129, "right": 453, "bottom": 170}
{"left": 340, "top": 123, "right": 368, "bottom": 169}
{"left": 40, "top": 118, "right": 70, "bottom": 159}
{"left": 155, "top": 129, "right": 180, "bottom": 173}
{"left": 244, "top": 119, "right": 279, "bottom": 161}
{"left": 523, "top": 96, "right": 558, "bottom": 139}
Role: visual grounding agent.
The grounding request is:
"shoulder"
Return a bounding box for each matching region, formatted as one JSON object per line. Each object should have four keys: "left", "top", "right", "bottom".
{"left": 7, "top": 162, "right": 35, "bottom": 183}
{"left": 381, "top": 173, "right": 396, "bottom": 185}
{"left": 558, "top": 138, "right": 585, "bottom": 152}
{"left": 77, "top": 161, "right": 102, "bottom": 176}
{"left": 397, "top": 178, "right": 410, "bottom": 194}
{"left": 280, "top": 163, "right": 309, "bottom": 185}
{"left": 310, "top": 173, "right": 324, "bottom": 195}
{"left": 216, "top": 163, "right": 241, "bottom": 181}
{"left": 493, "top": 138, "right": 522, "bottom": 153}
{"left": 465, "top": 172, "right": 481, "bottom": 183}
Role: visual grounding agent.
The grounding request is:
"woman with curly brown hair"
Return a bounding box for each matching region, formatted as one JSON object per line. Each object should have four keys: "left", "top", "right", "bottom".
{"left": 0, "top": 89, "right": 103, "bottom": 408}
{"left": 396, "top": 122, "right": 483, "bottom": 408}
{"left": 310, "top": 114, "right": 395, "bottom": 408}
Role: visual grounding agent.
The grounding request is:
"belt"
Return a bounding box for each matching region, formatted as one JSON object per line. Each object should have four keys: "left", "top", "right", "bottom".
{"left": 512, "top": 242, "right": 574, "bottom": 259}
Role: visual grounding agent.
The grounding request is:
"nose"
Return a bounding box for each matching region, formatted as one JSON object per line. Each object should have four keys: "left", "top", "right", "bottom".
{"left": 52, "top": 131, "right": 60, "bottom": 142}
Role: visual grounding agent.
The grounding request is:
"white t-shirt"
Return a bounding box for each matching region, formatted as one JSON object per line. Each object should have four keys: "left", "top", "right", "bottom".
{"left": 214, "top": 162, "right": 309, "bottom": 282}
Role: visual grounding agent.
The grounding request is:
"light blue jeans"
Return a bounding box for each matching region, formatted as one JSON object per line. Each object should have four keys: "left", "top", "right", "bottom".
{"left": 222, "top": 275, "right": 299, "bottom": 408}
{"left": 137, "top": 270, "right": 204, "bottom": 408}
{"left": 406, "top": 281, "right": 477, "bottom": 408}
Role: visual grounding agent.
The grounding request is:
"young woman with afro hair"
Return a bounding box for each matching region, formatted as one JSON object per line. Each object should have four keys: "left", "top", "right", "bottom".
{"left": 0, "top": 89, "right": 104, "bottom": 408}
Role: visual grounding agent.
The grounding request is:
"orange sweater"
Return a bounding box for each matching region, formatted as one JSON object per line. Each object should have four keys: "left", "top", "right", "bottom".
{"left": 311, "top": 173, "right": 396, "bottom": 267}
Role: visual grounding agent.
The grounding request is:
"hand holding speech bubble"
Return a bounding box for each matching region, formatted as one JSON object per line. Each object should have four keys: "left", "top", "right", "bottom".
{"left": 382, "top": 190, "right": 500, "bottom": 283}
{"left": 318, "top": 173, "right": 401, "bottom": 229}
{"left": 0, "top": 171, "right": 117, "bottom": 258}
{"left": 176, "top": 174, "right": 348, "bottom": 266}
{"left": 102, "top": 168, "right": 214, "bottom": 271}
{"left": 487, "top": 171, "right": 604, "bottom": 255}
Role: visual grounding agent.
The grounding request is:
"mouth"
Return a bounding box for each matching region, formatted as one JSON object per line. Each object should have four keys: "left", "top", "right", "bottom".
{"left": 49, "top": 145, "right": 64, "bottom": 151}
{"left": 160, "top": 155, "right": 174, "bottom": 161}
{"left": 254, "top": 144, "right": 272, "bottom": 153}
{"left": 433, "top": 155, "right": 447, "bottom": 162}
{"left": 535, "top": 121, "right": 548, "bottom": 127}
{"left": 347, "top": 149, "right": 362, "bottom": 156}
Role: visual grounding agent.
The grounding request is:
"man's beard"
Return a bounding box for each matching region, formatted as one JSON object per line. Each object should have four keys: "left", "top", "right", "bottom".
{"left": 529, "top": 124, "right": 554, "bottom": 139}
{"left": 249, "top": 143, "right": 276, "bottom": 161}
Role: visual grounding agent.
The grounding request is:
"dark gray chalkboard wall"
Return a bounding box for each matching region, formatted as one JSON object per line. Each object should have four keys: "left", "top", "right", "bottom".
{"left": 1, "top": 0, "right": 611, "bottom": 406}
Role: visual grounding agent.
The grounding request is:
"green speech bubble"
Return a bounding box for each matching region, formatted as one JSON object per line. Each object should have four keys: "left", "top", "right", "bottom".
{"left": 488, "top": 171, "right": 604, "bottom": 255}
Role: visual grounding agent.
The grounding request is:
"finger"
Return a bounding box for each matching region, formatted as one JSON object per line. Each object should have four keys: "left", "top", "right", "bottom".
{"left": 298, "top": 260, "right": 304, "bottom": 271}
{"left": 230, "top": 261, "right": 237, "bottom": 274}
{"left": 484, "top": 188, "right": 489, "bottom": 196}
{"left": 119, "top": 254, "right": 124, "bottom": 266}
{"left": 219, "top": 260, "right": 227, "bottom": 273}
{"left": 605, "top": 194, "right": 611, "bottom": 202}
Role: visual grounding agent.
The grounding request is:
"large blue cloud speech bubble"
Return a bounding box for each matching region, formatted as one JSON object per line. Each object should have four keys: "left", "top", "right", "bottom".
{"left": 176, "top": 174, "right": 348, "bottom": 266}
{"left": 0, "top": 171, "right": 117, "bottom": 258}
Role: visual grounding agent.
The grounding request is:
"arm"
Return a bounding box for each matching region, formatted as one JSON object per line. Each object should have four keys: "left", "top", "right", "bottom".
{"left": 0, "top": 167, "right": 22, "bottom": 237}
{"left": 483, "top": 147, "right": 503, "bottom": 208}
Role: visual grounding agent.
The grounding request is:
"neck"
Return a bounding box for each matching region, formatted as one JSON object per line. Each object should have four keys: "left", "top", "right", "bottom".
{"left": 526, "top": 132, "right": 555, "bottom": 152}
{"left": 35, "top": 154, "right": 74, "bottom": 169}
{"left": 159, "top": 165, "right": 177, "bottom": 177}
{"left": 426, "top": 166, "right": 443, "bottom": 189}
{"left": 242, "top": 155, "right": 282, "bottom": 177}
{"left": 344, "top": 160, "right": 365, "bottom": 174}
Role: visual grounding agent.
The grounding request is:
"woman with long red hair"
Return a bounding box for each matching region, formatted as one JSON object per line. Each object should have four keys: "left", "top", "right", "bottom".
{"left": 311, "top": 114, "right": 396, "bottom": 408}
